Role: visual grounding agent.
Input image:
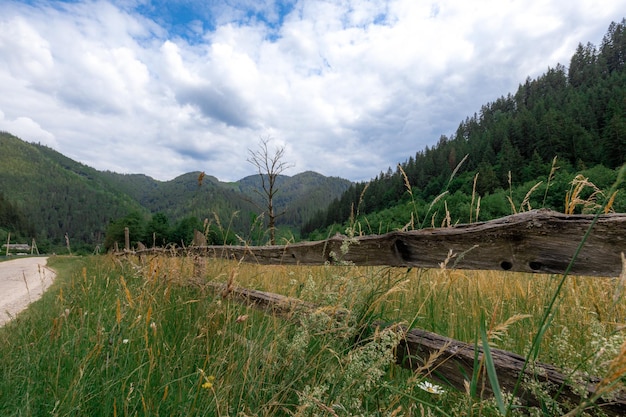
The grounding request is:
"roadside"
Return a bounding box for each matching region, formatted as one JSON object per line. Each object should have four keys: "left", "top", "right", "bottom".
{"left": 0, "top": 257, "right": 56, "bottom": 326}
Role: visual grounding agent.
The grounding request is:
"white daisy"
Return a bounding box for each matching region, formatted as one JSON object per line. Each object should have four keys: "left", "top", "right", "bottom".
{"left": 417, "top": 380, "right": 445, "bottom": 395}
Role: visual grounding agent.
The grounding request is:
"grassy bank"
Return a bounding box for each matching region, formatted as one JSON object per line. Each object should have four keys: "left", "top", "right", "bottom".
{"left": 0, "top": 254, "right": 624, "bottom": 416}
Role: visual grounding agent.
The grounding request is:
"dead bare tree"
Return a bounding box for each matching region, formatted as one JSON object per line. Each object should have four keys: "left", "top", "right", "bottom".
{"left": 247, "top": 137, "right": 294, "bottom": 245}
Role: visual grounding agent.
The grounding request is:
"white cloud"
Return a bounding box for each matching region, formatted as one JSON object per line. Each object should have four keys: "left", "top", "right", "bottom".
{"left": 0, "top": 110, "right": 57, "bottom": 147}
{"left": 0, "top": 0, "right": 625, "bottom": 182}
{"left": 0, "top": 16, "right": 54, "bottom": 81}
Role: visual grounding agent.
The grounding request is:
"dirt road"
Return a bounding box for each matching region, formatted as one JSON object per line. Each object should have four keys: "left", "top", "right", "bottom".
{"left": 0, "top": 257, "right": 56, "bottom": 326}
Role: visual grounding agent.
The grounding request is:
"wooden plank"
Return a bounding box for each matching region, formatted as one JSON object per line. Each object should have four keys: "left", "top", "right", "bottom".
{"left": 202, "top": 281, "right": 626, "bottom": 416}
{"left": 129, "top": 209, "right": 626, "bottom": 276}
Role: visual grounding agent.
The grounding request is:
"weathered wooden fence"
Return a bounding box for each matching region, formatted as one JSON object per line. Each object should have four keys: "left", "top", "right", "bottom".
{"left": 127, "top": 209, "right": 626, "bottom": 277}
{"left": 118, "top": 209, "right": 626, "bottom": 415}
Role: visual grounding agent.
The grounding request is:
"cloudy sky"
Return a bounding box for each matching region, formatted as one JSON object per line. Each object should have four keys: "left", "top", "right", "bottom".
{"left": 0, "top": 0, "right": 624, "bottom": 182}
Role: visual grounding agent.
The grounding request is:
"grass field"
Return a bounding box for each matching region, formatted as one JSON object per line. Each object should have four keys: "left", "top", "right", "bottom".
{"left": 0, "top": 252, "right": 624, "bottom": 416}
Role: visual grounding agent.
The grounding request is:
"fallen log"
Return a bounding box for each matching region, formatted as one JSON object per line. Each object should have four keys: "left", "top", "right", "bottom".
{"left": 124, "top": 209, "right": 626, "bottom": 277}
{"left": 397, "top": 327, "right": 626, "bottom": 415}
{"left": 200, "top": 281, "right": 626, "bottom": 416}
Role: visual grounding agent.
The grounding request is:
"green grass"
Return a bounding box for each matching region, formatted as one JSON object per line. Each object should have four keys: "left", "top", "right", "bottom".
{"left": 0, "top": 254, "right": 624, "bottom": 416}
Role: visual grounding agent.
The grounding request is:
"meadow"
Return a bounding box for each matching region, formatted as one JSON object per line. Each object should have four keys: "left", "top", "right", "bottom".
{"left": 0, "top": 250, "right": 624, "bottom": 416}
{"left": 1, "top": 164, "right": 625, "bottom": 416}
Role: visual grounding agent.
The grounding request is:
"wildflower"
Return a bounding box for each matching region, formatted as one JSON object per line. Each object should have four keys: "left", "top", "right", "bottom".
{"left": 417, "top": 380, "right": 445, "bottom": 395}
{"left": 199, "top": 369, "right": 216, "bottom": 390}
{"left": 202, "top": 375, "right": 215, "bottom": 390}
{"left": 235, "top": 314, "right": 248, "bottom": 323}
{"left": 122, "top": 339, "right": 129, "bottom": 344}
{"left": 150, "top": 321, "right": 157, "bottom": 335}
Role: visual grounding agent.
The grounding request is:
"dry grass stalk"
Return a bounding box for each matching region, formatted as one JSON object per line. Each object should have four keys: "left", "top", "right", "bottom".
{"left": 428, "top": 191, "right": 449, "bottom": 211}
{"left": 412, "top": 341, "right": 452, "bottom": 376}
{"left": 448, "top": 154, "right": 469, "bottom": 186}
{"left": 438, "top": 249, "right": 456, "bottom": 270}
{"left": 543, "top": 156, "right": 559, "bottom": 207}
{"left": 221, "top": 266, "right": 238, "bottom": 298}
{"left": 398, "top": 163, "right": 420, "bottom": 227}
{"left": 398, "top": 163, "right": 412, "bottom": 195}
{"left": 120, "top": 275, "right": 134, "bottom": 307}
{"left": 565, "top": 174, "right": 604, "bottom": 214}
{"left": 401, "top": 212, "right": 414, "bottom": 232}
{"left": 441, "top": 201, "right": 452, "bottom": 228}
{"left": 507, "top": 171, "right": 516, "bottom": 214}
{"left": 519, "top": 181, "right": 543, "bottom": 212}
{"left": 470, "top": 172, "right": 479, "bottom": 223}
{"left": 605, "top": 190, "right": 619, "bottom": 213}
{"left": 507, "top": 196, "right": 517, "bottom": 214}
{"left": 430, "top": 212, "right": 438, "bottom": 228}
{"left": 487, "top": 314, "right": 533, "bottom": 347}
{"left": 357, "top": 181, "right": 370, "bottom": 217}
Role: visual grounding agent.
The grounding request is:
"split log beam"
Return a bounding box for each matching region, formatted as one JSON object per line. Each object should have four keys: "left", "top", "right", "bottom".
{"left": 129, "top": 210, "right": 626, "bottom": 277}
{"left": 202, "top": 282, "right": 626, "bottom": 416}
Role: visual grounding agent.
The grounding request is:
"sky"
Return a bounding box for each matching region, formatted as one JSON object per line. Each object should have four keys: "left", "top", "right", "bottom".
{"left": 0, "top": 0, "right": 625, "bottom": 183}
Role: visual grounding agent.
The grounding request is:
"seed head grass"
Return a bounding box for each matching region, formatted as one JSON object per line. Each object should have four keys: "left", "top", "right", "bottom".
{"left": 1, "top": 253, "right": 623, "bottom": 416}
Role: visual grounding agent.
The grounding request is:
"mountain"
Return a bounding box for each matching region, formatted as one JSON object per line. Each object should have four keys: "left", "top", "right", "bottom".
{"left": 99, "top": 170, "right": 352, "bottom": 235}
{"left": 303, "top": 18, "right": 626, "bottom": 237}
{"left": 0, "top": 133, "right": 144, "bottom": 251}
{"left": 233, "top": 171, "right": 353, "bottom": 227}
{"left": 0, "top": 132, "right": 352, "bottom": 251}
{"left": 99, "top": 171, "right": 258, "bottom": 231}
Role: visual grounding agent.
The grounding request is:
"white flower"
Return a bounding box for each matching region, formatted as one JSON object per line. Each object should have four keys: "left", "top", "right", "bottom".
{"left": 417, "top": 380, "right": 445, "bottom": 395}
{"left": 122, "top": 339, "right": 129, "bottom": 344}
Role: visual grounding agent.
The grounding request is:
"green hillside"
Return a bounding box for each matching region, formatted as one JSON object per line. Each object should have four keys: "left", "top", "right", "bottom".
{"left": 0, "top": 133, "right": 352, "bottom": 252}
{"left": 234, "top": 171, "right": 352, "bottom": 227}
{"left": 0, "top": 132, "right": 144, "bottom": 252}
{"left": 100, "top": 171, "right": 257, "bottom": 232}
{"left": 99, "top": 169, "right": 351, "bottom": 242}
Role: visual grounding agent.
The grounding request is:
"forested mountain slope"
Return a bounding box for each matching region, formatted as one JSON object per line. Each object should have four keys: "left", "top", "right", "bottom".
{"left": 0, "top": 132, "right": 143, "bottom": 251}
{"left": 100, "top": 169, "right": 351, "bottom": 236}
{"left": 0, "top": 133, "right": 351, "bottom": 251}
{"left": 303, "top": 19, "right": 626, "bottom": 237}
{"left": 235, "top": 171, "right": 352, "bottom": 227}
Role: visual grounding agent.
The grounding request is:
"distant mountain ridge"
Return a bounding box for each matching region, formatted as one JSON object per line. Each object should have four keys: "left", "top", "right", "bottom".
{"left": 0, "top": 132, "right": 352, "bottom": 250}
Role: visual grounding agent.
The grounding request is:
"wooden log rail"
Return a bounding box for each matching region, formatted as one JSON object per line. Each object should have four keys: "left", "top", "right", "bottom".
{"left": 203, "top": 282, "right": 626, "bottom": 416}
{"left": 125, "top": 209, "right": 626, "bottom": 277}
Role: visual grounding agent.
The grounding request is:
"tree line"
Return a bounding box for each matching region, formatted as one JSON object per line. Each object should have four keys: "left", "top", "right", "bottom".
{"left": 102, "top": 211, "right": 238, "bottom": 251}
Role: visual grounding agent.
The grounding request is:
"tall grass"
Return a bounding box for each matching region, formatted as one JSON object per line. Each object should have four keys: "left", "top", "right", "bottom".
{"left": 1, "top": 253, "right": 624, "bottom": 416}
{"left": 0, "top": 256, "right": 438, "bottom": 416}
